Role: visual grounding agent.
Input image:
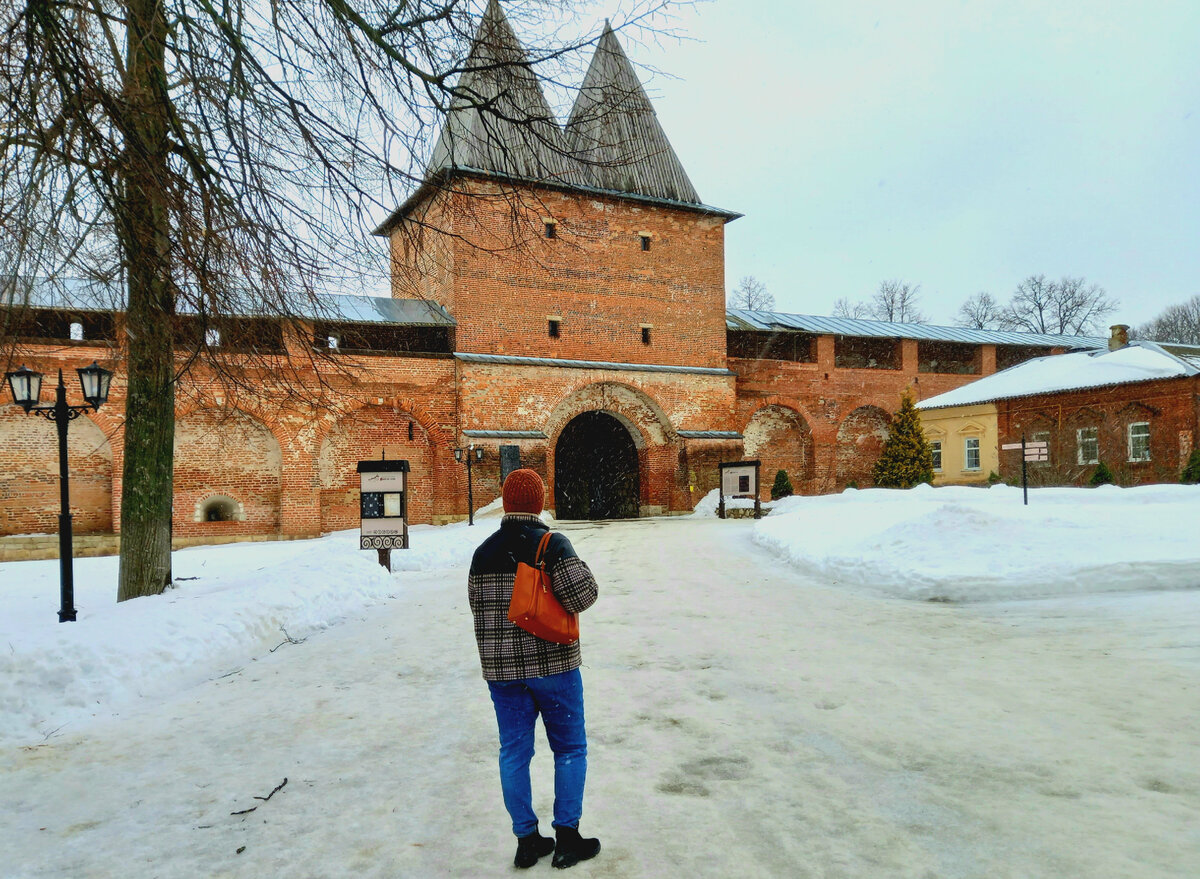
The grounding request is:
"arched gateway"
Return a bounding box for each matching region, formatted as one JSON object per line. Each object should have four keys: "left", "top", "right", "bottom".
{"left": 554, "top": 411, "right": 640, "bottom": 520}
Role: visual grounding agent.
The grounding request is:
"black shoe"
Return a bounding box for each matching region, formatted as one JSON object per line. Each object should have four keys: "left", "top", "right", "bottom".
{"left": 552, "top": 826, "right": 601, "bottom": 869}
{"left": 514, "top": 830, "right": 555, "bottom": 869}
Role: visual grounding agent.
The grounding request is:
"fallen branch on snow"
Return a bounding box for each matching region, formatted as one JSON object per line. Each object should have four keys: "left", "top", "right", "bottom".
{"left": 269, "top": 626, "right": 307, "bottom": 653}
{"left": 230, "top": 777, "right": 288, "bottom": 816}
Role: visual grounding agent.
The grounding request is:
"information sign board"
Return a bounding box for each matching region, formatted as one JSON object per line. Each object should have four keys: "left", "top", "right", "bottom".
{"left": 356, "top": 459, "right": 409, "bottom": 551}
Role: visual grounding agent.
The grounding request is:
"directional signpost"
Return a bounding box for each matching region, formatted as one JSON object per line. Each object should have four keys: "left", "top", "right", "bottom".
{"left": 1001, "top": 436, "right": 1048, "bottom": 506}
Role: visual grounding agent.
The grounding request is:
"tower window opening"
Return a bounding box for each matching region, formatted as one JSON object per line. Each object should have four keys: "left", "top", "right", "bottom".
{"left": 641, "top": 326, "right": 652, "bottom": 345}
{"left": 544, "top": 221, "right": 557, "bottom": 239}
{"left": 69, "top": 321, "right": 84, "bottom": 341}
{"left": 548, "top": 319, "right": 560, "bottom": 338}
{"left": 640, "top": 235, "right": 651, "bottom": 251}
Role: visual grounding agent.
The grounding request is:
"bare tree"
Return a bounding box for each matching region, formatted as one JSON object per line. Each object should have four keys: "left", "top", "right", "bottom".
{"left": 1133, "top": 294, "right": 1200, "bottom": 344}
{"left": 1001, "top": 275, "right": 1117, "bottom": 335}
{"left": 831, "top": 297, "right": 871, "bottom": 319}
{"left": 1, "top": 0, "right": 669, "bottom": 601}
{"left": 955, "top": 291, "right": 1004, "bottom": 329}
{"left": 728, "top": 275, "right": 775, "bottom": 311}
{"left": 868, "top": 280, "right": 926, "bottom": 324}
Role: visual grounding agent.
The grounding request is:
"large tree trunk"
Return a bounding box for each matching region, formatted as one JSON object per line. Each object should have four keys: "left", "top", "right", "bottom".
{"left": 116, "top": 0, "right": 175, "bottom": 601}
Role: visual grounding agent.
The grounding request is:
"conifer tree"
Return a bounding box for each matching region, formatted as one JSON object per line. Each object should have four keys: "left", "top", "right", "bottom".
{"left": 771, "top": 469, "right": 794, "bottom": 499}
{"left": 1181, "top": 449, "right": 1200, "bottom": 484}
{"left": 872, "top": 391, "right": 934, "bottom": 488}
{"left": 1088, "top": 462, "right": 1115, "bottom": 486}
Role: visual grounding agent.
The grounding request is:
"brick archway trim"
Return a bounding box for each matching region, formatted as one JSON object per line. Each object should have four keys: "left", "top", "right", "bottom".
{"left": 544, "top": 380, "right": 676, "bottom": 451}
{"left": 739, "top": 396, "right": 817, "bottom": 435}
{"left": 312, "top": 396, "right": 450, "bottom": 452}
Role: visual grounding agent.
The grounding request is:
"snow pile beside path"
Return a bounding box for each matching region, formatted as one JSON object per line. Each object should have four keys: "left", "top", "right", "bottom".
{"left": 0, "top": 524, "right": 486, "bottom": 745}
{"left": 754, "top": 483, "right": 1200, "bottom": 602}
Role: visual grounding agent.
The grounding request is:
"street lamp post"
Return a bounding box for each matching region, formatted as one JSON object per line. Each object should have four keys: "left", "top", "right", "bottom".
{"left": 6, "top": 363, "right": 113, "bottom": 622}
{"left": 454, "top": 444, "right": 485, "bottom": 525}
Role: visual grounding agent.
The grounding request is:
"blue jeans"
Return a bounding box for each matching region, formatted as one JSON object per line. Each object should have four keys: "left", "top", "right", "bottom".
{"left": 487, "top": 668, "right": 587, "bottom": 837}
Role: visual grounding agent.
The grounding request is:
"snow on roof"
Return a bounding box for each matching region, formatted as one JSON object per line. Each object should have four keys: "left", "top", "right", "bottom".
{"left": 917, "top": 342, "right": 1199, "bottom": 409}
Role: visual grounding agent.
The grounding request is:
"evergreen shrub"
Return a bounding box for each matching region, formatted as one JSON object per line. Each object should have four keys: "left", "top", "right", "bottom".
{"left": 1088, "top": 461, "right": 1115, "bottom": 486}
{"left": 1181, "top": 449, "right": 1200, "bottom": 484}
{"left": 771, "top": 469, "right": 794, "bottom": 500}
{"left": 872, "top": 391, "right": 935, "bottom": 488}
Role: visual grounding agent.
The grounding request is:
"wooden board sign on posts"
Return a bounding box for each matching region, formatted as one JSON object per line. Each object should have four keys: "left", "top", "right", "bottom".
{"left": 717, "top": 460, "right": 762, "bottom": 520}
{"left": 1000, "top": 437, "right": 1048, "bottom": 506}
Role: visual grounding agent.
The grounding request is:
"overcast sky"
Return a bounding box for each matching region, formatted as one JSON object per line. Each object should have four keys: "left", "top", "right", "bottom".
{"left": 604, "top": 0, "right": 1200, "bottom": 328}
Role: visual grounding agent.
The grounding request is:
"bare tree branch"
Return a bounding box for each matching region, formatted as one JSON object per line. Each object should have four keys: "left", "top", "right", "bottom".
{"left": 728, "top": 275, "right": 774, "bottom": 311}
{"left": 1133, "top": 294, "right": 1200, "bottom": 344}
{"left": 1001, "top": 275, "right": 1117, "bottom": 335}
{"left": 955, "top": 291, "right": 1003, "bottom": 329}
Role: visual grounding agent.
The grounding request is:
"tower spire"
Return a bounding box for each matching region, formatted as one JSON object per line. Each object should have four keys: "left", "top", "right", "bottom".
{"left": 566, "top": 22, "right": 700, "bottom": 204}
{"left": 427, "top": 0, "right": 571, "bottom": 181}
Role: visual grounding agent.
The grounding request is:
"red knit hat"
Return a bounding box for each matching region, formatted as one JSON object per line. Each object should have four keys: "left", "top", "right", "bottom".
{"left": 502, "top": 469, "right": 545, "bottom": 515}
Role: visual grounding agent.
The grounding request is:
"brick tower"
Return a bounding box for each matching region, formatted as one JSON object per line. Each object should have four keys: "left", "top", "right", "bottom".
{"left": 375, "top": 2, "right": 743, "bottom": 518}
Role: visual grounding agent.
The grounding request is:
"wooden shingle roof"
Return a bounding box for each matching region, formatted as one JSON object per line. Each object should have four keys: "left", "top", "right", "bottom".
{"left": 426, "top": 0, "right": 574, "bottom": 183}
{"left": 565, "top": 22, "right": 701, "bottom": 204}
{"left": 380, "top": 4, "right": 720, "bottom": 233}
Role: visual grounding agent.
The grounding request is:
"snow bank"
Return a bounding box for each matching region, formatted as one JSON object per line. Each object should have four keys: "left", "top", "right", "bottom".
{"left": 754, "top": 483, "right": 1200, "bottom": 602}
{"left": 0, "top": 524, "right": 488, "bottom": 745}
{"left": 689, "top": 487, "right": 771, "bottom": 517}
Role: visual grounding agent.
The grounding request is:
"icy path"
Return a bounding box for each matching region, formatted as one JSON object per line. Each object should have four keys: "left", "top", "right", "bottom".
{"left": 4, "top": 517, "right": 1199, "bottom": 878}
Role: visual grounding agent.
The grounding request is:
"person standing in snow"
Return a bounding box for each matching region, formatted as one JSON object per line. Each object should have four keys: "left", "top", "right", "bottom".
{"left": 467, "top": 468, "right": 601, "bottom": 870}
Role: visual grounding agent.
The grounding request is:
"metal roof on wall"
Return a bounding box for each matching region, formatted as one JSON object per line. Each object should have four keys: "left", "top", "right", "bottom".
{"left": 2, "top": 278, "right": 455, "bottom": 327}
{"left": 725, "top": 308, "right": 1107, "bottom": 349}
{"left": 677, "top": 430, "right": 743, "bottom": 440}
{"left": 462, "top": 430, "right": 547, "bottom": 439}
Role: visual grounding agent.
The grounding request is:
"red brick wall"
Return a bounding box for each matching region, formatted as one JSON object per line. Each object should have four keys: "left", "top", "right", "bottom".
{"left": 0, "top": 404, "right": 113, "bottom": 535}
{"left": 731, "top": 342, "right": 988, "bottom": 494}
{"left": 173, "top": 409, "right": 282, "bottom": 537}
{"left": 393, "top": 180, "right": 729, "bottom": 370}
{"left": 454, "top": 359, "right": 738, "bottom": 515}
{"left": 318, "top": 405, "right": 435, "bottom": 531}
{"left": 997, "top": 376, "right": 1200, "bottom": 485}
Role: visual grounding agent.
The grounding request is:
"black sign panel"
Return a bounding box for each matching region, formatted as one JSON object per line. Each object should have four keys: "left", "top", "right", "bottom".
{"left": 500, "top": 445, "right": 521, "bottom": 484}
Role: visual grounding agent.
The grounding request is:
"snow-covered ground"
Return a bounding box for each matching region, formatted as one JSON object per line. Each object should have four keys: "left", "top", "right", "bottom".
{"left": 755, "top": 483, "right": 1200, "bottom": 601}
{"left": 3, "top": 486, "right": 1199, "bottom": 877}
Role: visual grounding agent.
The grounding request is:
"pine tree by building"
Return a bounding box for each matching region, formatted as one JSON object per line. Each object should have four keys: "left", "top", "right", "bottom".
{"left": 1181, "top": 449, "right": 1200, "bottom": 484}
{"left": 872, "top": 391, "right": 934, "bottom": 488}
{"left": 771, "top": 469, "right": 794, "bottom": 499}
{"left": 1089, "top": 462, "right": 1115, "bottom": 486}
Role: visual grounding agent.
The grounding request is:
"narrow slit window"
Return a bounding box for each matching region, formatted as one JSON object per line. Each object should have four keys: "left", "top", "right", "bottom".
{"left": 69, "top": 321, "right": 84, "bottom": 341}
{"left": 544, "top": 221, "right": 557, "bottom": 239}
{"left": 640, "top": 234, "right": 651, "bottom": 251}
{"left": 641, "top": 326, "right": 652, "bottom": 345}
{"left": 327, "top": 334, "right": 339, "bottom": 350}
{"left": 205, "top": 327, "right": 221, "bottom": 347}
{"left": 548, "top": 319, "right": 560, "bottom": 338}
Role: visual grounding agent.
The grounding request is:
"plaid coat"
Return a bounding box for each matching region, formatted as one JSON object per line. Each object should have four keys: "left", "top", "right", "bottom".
{"left": 468, "top": 514, "right": 599, "bottom": 681}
